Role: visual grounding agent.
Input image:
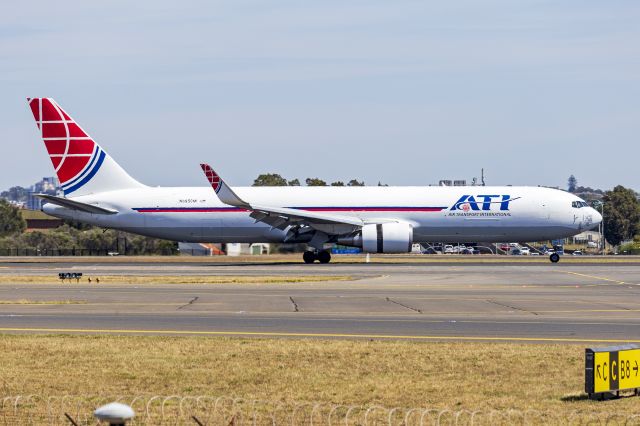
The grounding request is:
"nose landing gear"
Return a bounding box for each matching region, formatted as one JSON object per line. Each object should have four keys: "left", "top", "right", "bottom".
{"left": 302, "top": 250, "right": 332, "bottom": 264}
{"left": 549, "top": 253, "right": 560, "bottom": 263}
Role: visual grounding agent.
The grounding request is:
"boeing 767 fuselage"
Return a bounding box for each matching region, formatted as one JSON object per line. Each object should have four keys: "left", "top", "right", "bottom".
{"left": 28, "top": 98, "right": 601, "bottom": 263}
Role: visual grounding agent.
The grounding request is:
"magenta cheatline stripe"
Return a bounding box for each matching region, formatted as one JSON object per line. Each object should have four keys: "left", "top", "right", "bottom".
{"left": 132, "top": 206, "right": 447, "bottom": 213}
{"left": 299, "top": 207, "right": 446, "bottom": 212}
{"left": 133, "top": 207, "right": 247, "bottom": 213}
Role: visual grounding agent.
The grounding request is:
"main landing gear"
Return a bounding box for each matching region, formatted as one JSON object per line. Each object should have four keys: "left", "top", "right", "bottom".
{"left": 303, "top": 250, "right": 332, "bottom": 264}
{"left": 549, "top": 253, "right": 560, "bottom": 263}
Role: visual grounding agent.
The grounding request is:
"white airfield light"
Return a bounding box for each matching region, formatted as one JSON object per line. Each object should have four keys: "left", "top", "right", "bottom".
{"left": 94, "top": 402, "right": 135, "bottom": 425}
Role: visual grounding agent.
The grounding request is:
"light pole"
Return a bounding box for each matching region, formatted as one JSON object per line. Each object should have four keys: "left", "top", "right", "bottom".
{"left": 600, "top": 201, "right": 605, "bottom": 255}
{"left": 594, "top": 200, "right": 605, "bottom": 255}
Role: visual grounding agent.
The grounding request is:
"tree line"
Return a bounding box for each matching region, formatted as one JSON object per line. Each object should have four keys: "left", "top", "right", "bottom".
{"left": 0, "top": 199, "right": 176, "bottom": 254}
{"left": 567, "top": 175, "right": 605, "bottom": 196}
{"left": 252, "top": 173, "right": 386, "bottom": 187}
{"left": 602, "top": 186, "right": 640, "bottom": 247}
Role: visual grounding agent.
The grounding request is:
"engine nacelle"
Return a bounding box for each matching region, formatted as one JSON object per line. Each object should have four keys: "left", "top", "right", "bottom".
{"left": 361, "top": 222, "right": 413, "bottom": 253}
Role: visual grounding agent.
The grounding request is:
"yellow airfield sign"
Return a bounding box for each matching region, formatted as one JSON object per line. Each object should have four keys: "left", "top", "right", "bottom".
{"left": 586, "top": 345, "right": 640, "bottom": 396}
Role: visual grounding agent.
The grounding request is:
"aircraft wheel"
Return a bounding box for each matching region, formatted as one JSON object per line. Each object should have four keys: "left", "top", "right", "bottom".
{"left": 317, "top": 250, "right": 331, "bottom": 264}
{"left": 303, "top": 251, "right": 317, "bottom": 264}
{"left": 549, "top": 253, "right": 560, "bottom": 263}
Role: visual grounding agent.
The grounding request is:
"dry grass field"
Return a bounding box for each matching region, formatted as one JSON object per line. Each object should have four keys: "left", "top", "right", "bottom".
{"left": 0, "top": 334, "right": 637, "bottom": 415}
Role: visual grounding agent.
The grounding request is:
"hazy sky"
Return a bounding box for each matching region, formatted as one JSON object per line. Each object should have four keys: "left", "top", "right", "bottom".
{"left": 1, "top": 1, "right": 638, "bottom": 191}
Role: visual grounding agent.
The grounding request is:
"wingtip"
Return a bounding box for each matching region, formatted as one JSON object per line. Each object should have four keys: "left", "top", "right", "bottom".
{"left": 200, "top": 163, "right": 222, "bottom": 192}
{"left": 200, "top": 163, "right": 216, "bottom": 174}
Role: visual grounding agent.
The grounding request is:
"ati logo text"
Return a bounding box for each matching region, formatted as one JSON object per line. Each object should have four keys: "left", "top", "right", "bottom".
{"left": 450, "top": 195, "right": 519, "bottom": 212}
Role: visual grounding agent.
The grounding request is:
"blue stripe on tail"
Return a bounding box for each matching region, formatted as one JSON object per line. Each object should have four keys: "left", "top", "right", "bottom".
{"left": 64, "top": 150, "right": 106, "bottom": 195}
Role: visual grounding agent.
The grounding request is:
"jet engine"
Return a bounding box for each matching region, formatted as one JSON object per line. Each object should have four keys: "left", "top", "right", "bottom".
{"left": 339, "top": 222, "right": 413, "bottom": 253}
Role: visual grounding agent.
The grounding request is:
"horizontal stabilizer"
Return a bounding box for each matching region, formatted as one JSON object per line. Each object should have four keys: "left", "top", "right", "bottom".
{"left": 36, "top": 194, "right": 118, "bottom": 215}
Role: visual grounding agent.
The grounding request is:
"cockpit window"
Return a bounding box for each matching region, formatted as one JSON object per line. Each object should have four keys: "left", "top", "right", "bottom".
{"left": 571, "top": 201, "right": 589, "bottom": 208}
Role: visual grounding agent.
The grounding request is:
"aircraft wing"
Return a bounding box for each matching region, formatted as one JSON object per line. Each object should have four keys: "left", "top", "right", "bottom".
{"left": 200, "top": 164, "right": 363, "bottom": 234}
{"left": 36, "top": 194, "right": 118, "bottom": 215}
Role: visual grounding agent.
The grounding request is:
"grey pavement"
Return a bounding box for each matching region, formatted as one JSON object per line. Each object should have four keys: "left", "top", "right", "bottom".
{"left": 0, "top": 259, "right": 639, "bottom": 343}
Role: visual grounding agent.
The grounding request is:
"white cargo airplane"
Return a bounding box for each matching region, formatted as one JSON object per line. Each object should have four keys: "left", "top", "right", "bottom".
{"left": 28, "top": 98, "right": 601, "bottom": 263}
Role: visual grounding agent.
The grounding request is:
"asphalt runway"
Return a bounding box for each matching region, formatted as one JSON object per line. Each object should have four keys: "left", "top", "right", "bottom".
{"left": 1, "top": 258, "right": 640, "bottom": 343}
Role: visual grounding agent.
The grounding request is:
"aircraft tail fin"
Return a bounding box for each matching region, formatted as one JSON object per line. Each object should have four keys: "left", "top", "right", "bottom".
{"left": 27, "top": 98, "right": 145, "bottom": 197}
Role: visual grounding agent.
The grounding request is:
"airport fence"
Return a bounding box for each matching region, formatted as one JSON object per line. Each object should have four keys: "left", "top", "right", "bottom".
{"left": 2, "top": 395, "right": 640, "bottom": 425}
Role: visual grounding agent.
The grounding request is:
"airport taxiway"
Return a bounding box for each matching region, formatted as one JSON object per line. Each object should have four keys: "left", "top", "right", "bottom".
{"left": 0, "top": 257, "right": 639, "bottom": 343}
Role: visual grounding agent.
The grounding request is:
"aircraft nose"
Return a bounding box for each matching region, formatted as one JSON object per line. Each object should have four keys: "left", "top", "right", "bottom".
{"left": 592, "top": 208, "right": 603, "bottom": 225}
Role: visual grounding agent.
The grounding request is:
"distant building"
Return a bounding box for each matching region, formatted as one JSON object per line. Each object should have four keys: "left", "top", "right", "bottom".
{"left": 26, "top": 194, "right": 42, "bottom": 210}
{"left": 572, "top": 231, "right": 601, "bottom": 245}
{"left": 178, "top": 242, "right": 225, "bottom": 256}
{"left": 225, "top": 243, "right": 271, "bottom": 256}
{"left": 0, "top": 177, "right": 60, "bottom": 209}
{"left": 20, "top": 209, "right": 63, "bottom": 231}
{"left": 438, "top": 179, "right": 467, "bottom": 186}
{"left": 26, "top": 177, "right": 61, "bottom": 210}
{"left": 7, "top": 200, "right": 26, "bottom": 208}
